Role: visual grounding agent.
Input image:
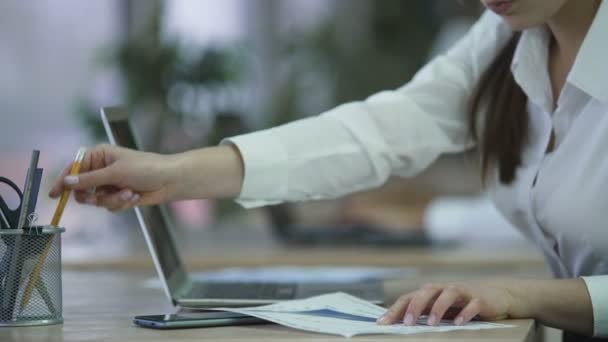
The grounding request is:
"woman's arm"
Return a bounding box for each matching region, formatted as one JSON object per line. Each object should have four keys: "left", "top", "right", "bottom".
{"left": 170, "top": 144, "right": 245, "bottom": 200}
{"left": 53, "top": 12, "right": 513, "bottom": 210}
{"left": 50, "top": 144, "right": 245, "bottom": 211}
{"left": 226, "top": 11, "right": 514, "bottom": 208}
{"left": 511, "top": 279, "right": 593, "bottom": 335}
{"left": 377, "top": 278, "right": 593, "bottom": 336}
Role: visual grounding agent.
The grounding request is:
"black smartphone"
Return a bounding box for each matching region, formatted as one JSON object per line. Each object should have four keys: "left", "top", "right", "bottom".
{"left": 133, "top": 312, "right": 267, "bottom": 329}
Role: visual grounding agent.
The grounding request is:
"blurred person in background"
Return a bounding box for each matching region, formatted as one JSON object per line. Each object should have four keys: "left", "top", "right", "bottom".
{"left": 49, "top": 0, "right": 608, "bottom": 340}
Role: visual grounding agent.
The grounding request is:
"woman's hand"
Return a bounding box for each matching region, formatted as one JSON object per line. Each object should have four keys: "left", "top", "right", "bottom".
{"left": 49, "top": 144, "right": 245, "bottom": 212}
{"left": 377, "top": 278, "right": 594, "bottom": 336}
{"left": 377, "top": 280, "right": 521, "bottom": 326}
{"left": 49, "top": 144, "right": 180, "bottom": 212}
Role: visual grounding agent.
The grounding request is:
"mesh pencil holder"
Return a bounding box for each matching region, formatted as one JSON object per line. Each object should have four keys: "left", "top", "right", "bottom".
{"left": 0, "top": 226, "right": 64, "bottom": 326}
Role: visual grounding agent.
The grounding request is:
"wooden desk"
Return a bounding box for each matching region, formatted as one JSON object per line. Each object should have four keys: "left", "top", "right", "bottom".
{"left": 65, "top": 243, "right": 548, "bottom": 272}
{"left": 0, "top": 268, "right": 541, "bottom": 342}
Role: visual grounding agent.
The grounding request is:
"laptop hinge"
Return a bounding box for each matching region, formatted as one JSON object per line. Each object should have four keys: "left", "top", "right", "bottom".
{"left": 177, "top": 277, "right": 192, "bottom": 299}
{"left": 176, "top": 279, "right": 193, "bottom": 301}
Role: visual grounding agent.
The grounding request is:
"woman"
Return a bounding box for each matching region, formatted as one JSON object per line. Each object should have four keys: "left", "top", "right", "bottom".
{"left": 51, "top": 0, "right": 607, "bottom": 339}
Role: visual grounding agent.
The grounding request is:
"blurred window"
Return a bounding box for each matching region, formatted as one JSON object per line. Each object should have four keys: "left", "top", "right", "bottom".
{"left": 163, "top": 0, "right": 244, "bottom": 46}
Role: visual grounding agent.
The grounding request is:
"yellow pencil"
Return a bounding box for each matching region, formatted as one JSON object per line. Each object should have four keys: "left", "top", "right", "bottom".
{"left": 51, "top": 147, "right": 87, "bottom": 226}
{"left": 19, "top": 147, "right": 87, "bottom": 313}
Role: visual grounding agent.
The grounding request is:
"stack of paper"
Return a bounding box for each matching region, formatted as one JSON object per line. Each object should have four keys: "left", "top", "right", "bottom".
{"left": 213, "top": 292, "right": 513, "bottom": 337}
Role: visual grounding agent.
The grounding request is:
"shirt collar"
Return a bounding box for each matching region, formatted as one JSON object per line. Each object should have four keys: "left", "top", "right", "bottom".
{"left": 511, "top": 1, "right": 608, "bottom": 106}
{"left": 568, "top": 0, "right": 608, "bottom": 103}
{"left": 511, "top": 26, "right": 553, "bottom": 111}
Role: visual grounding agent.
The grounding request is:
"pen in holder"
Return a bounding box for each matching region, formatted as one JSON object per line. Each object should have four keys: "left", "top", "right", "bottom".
{"left": 0, "top": 226, "right": 64, "bottom": 326}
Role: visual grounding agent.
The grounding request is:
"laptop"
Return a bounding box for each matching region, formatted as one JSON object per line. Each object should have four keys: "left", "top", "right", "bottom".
{"left": 100, "top": 106, "right": 384, "bottom": 308}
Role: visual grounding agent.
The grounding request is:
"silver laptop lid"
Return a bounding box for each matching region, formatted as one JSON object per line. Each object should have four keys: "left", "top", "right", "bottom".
{"left": 100, "top": 107, "right": 189, "bottom": 305}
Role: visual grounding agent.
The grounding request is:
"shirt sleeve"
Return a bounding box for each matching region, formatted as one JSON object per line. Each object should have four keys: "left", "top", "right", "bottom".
{"left": 222, "top": 11, "right": 513, "bottom": 209}
{"left": 582, "top": 276, "right": 608, "bottom": 337}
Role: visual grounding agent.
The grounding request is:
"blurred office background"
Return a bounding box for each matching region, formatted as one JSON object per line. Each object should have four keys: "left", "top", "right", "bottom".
{"left": 0, "top": 0, "right": 527, "bottom": 261}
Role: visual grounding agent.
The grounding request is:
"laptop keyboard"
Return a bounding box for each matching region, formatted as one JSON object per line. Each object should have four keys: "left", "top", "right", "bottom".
{"left": 190, "top": 283, "right": 298, "bottom": 300}
{"left": 295, "top": 283, "right": 383, "bottom": 300}
{"left": 187, "top": 281, "right": 383, "bottom": 303}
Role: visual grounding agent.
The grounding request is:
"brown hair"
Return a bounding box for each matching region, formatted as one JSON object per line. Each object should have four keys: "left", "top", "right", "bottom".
{"left": 469, "top": 32, "right": 528, "bottom": 185}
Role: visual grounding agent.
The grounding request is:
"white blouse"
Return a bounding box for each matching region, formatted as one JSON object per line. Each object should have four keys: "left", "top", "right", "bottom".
{"left": 224, "top": 4, "right": 608, "bottom": 336}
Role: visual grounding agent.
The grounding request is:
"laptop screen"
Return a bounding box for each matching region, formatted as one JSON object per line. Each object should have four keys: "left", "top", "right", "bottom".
{"left": 101, "top": 108, "right": 185, "bottom": 297}
{"left": 137, "top": 205, "right": 182, "bottom": 283}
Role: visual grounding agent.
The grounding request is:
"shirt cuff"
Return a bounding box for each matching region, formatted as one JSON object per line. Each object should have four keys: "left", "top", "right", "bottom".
{"left": 220, "top": 130, "right": 288, "bottom": 209}
{"left": 582, "top": 275, "right": 608, "bottom": 337}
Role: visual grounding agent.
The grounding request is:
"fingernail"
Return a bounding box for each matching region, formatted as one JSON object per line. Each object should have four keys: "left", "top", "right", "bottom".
{"left": 130, "top": 194, "right": 140, "bottom": 203}
{"left": 120, "top": 190, "right": 133, "bottom": 201}
{"left": 403, "top": 314, "right": 414, "bottom": 326}
{"left": 454, "top": 316, "right": 464, "bottom": 326}
{"left": 427, "top": 314, "right": 437, "bottom": 326}
{"left": 376, "top": 314, "right": 389, "bottom": 325}
{"left": 64, "top": 176, "right": 79, "bottom": 185}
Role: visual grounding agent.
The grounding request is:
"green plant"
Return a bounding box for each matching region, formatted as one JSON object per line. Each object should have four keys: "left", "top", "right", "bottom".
{"left": 75, "top": 1, "right": 243, "bottom": 152}
{"left": 267, "top": 0, "right": 482, "bottom": 126}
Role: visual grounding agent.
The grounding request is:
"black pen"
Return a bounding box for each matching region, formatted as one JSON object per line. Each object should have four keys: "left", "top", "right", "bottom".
{"left": 1, "top": 150, "right": 40, "bottom": 320}
{"left": 16, "top": 150, "right": 40, "bottom": 230}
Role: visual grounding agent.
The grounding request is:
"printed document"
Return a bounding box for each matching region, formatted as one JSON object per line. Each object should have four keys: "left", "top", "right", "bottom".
{"left": 213, "top": 292, "right": 513, "bottom": 337}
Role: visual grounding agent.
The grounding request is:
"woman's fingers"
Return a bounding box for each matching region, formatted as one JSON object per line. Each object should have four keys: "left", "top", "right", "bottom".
{"left": 64, "top": 167, "right": 116, "bottom": 191}
{"left": 73, "top": 185, "right": 162, "bottom": 211}
{"left": 454, "top": 298, "right": 483, "bottom": 325}
{"left": 95, "top": 188, "right": 139, "bottom": 211}
{"left": 428, "top": 286, "right": 466, "bottom": 325}
{"left": 74, "top": 190, "right": 97, "bottom": 205}
{"left": 49, "top": 163, "right": 74, "bottom": 198}
{"left": 377, "top": 294, "right": 412, "bottom": 325}
{"left": 73, "top": 186, "right": 113, "bottom": 205}
{"left": 49, "top": 144, "right": 120, "bottom": 198}
{"left": 74, "top": 187, "right": 140, "bottom": 212}
{"left": 109, "top": 193, "right": 141, "bottom": 213}
{"left": 381, "top": 281, "right": 513, "bottom": 327}
{"left": 404, "top": 285, "right": 442, "bottom": 325}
